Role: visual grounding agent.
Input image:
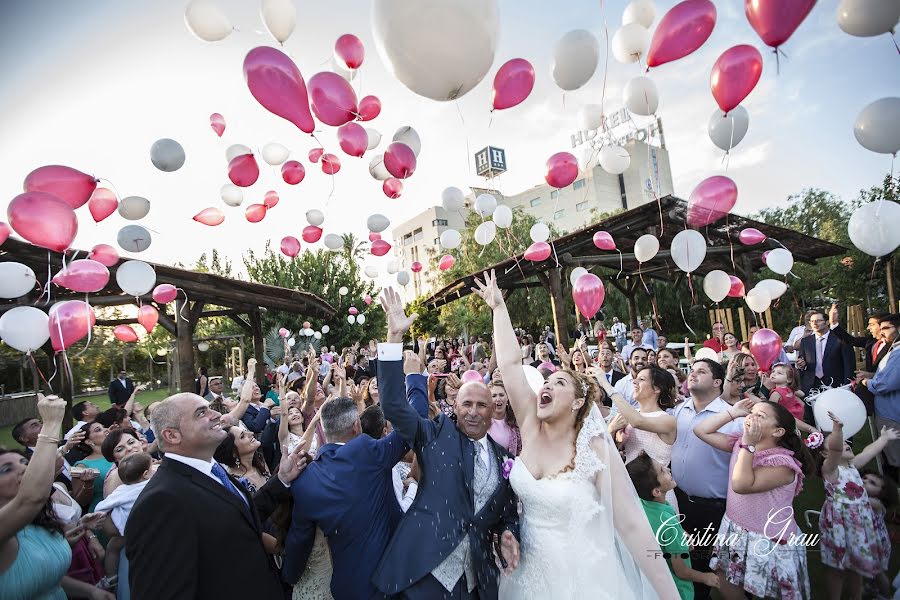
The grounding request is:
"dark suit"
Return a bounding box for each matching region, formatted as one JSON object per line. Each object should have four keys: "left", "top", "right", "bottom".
{"left": 125, "top": 456, "right": 286, "bottom": 600}
{"left": 798, "top": 332, "right": 855, "bottom": 423}
{"left": 597, "top": 369, "right": 625, "bottom": 407}
{"left": 831, "top": 324, "right": 891, "bottom": 414}
{"left": 108, "top": 377, "right": 134, "bottom": 406}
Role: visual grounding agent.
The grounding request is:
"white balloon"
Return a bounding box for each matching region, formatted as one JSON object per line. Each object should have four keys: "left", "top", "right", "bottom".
{"left": 321, "top": 325, "right": 330, "bottom": 334}
{"left": 313, "top": 331, "right": 322, "bottom": 339}
{"left": 633, "top": 234, "right": 659, "bottom": 263}
{"left": 116, "top": 260, "right": 156, "bottom": 297}
{"left": 221, "top": 184, "right": 244, "bottom": 207}
{"left": 304, "top": 328, "right": 314, "bottom": 336}
{"left": 521, "top": 365, "right": 546, "bottom": 393}
{"left": 367, "top": 214, "right": 390, "bottom": 233}
{"left": 262, "top": 142, "right": 290, "bottom": 165}
{"left": 356, "top": 314, "right": 366, "bottom": 325}
{"left": 813, "top": 387, "right": 867, "bottom": 439}
{"left": 442, "top": 187, "right": 466, "bottom": 212}
{"left": 598, "top": 145, "right": 631, "bottom": 174}
{"left": 579, "top": 147, "right": 599, "bottom": 172}
{"left": 365, "top": 128, "right": 382, "bottom": 151}
{"left": 703, "top": 270, "right": 731, "bottom": 303}
{"left": 475, "top": 194, "right": 497, "bottom": 217}
{"left": 755, "top": 279, "right": 788, "bottom": 300}
{"left": 364, "top": 265, "right": 379, "bottom": 278}
{"left": 288, "top": 337, "right": 296, "bottom": 346}
{"left": 552, "top": 29, "right": 600, "bottom": 91}
{"left": 837, "top": 0, "right": 900, "bottom": 37}
{"left": 848, "top": 201, "right": 900, "bottom": 257}
{"left": 612, "top": 23, "right": 650, "bottom": 64}
{"left": 745, "top": 288, "right": 771, "bottom": 313}
{"left": 260, "top": 0, "right": 296, "bottom": 43}
{"left": 118, "top": 196, "right": 150, "bottom": 220}
{"left": 348, "top": 315, "right": 356, "bottom": 324}
{"left": 393, "top": 126, "right": 422, "bottom": 156}
{"left": 440, "top": 229, "right": 462, "bottom": 250}
{"left": 0, "top": 262, "right": 37, "bottom": 298}
{"left": 0, "top": 306, "right": 49, "bottom": 353}
{"left": 387, "top": 260, "right": 399, "bottom": 274}
{"left": 492, "top": 205, "right": 513, "bottom": 229}
{"left": 694, "top": 347, "right": 721, "bottom": 363}
{"left": 396, "top": 271, "right": 410, "bottom": 286}
{"left": 150, "top": 138, "right": 186, "bottom": 172}
{"left": 530, "top": 222, "right": 550, "bottom": 243}
{"left": 708, "top": 106, "right": 750, "bottom": 152}
{"left": 670, "top": 229, "right": 707, "bottom": 273}
{"left": 226, "top": 144, "right": 252, "bottom": 162}
{"left": 372, "top": 0, "right": 499, "bottom": 101}
{"left": 197, "top": 342, "right": 210, "bottom": 352}
{"left": 623, "top": 0, "right": 656, "bottom": 28}
{"left": 569, "top": 266, "right": 588, "bottom": 286}
{"left": 623, "top": 76, "right": 659, "bottom": 116}
{"left": 854, "top": 97, "right": 900, "bottom": 155}
{"left": 184, "top": 0, "right": 232, "bottom": 42}
{"left": 306, "top": 209, "right": 325, "bottom": 227}
{"left": 577, "top": 104, "right": 604, "bottom": 131}
{"left": 474, "top": 221, "right": 497, "bottom": 246}
{"left": 369, "top": 154, "right": 391, "bottom": 180}
{"left": 117, "top": 225, "right": 152, "bottom": 253}
{"left": 324, "top": 234, "right": 343, "bottom": 251}
{"left": 338, "top": 286, "right": 349, "bottom": 296}
{"left": 766, "top": 248, "right": 794, "bottom": 275}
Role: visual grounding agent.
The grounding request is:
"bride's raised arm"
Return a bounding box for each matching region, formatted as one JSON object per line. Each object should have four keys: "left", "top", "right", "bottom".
{"left": 471, "top": 270, "right": 538, "bottom": 431}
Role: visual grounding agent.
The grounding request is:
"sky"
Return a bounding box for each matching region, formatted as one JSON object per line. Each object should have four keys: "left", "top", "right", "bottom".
{"left": 0, "top": 0, "right": 896, "bottom": 281}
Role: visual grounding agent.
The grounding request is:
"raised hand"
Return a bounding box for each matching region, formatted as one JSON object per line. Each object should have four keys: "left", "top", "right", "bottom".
{"left": 379, "top": 287, "right": 417, "bottom": 343}
{"left": 731, "top": 398, "right": 755, "bottom": 417}
{"left": 829, "top": 302, "right": 839, "bottom": 326}
{"left": 403, "top": 350, "right": 423, "bottom": 375}
{"left": 471, "top": 269, "right": 504, "bottom": 310}
{"left": 276, "top": 442, "right": 309, "bottom": 485}
{"left": 879, "top": 427, "right": 900, "bottom": 443}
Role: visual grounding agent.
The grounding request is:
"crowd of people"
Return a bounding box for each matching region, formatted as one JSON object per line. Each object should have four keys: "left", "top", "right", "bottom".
{"left": 2, "top": 280, "right": 899, "bottom": 600}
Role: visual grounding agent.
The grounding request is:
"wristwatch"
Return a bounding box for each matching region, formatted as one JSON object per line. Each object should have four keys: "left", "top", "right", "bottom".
{"left": 739, "top": 443, "right": 756, "bottom": 453}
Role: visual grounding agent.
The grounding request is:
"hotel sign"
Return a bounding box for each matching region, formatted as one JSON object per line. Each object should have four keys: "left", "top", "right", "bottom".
{"left": 474, "top": 146, "right": 507, "bottom": 177}
{"left": 570, "top": 108, "right": 664, "bottom": 149}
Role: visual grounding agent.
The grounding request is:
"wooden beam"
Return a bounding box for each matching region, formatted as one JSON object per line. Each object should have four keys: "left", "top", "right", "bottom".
{"left": 229, "top": 314, "right": 252, "bottom": 332}
{"left": 188, "top": 301, "right": 207, "bottom": 327}
{"left": 548, "top": 268, "right": 570, "bottom": 350}
{"left": 156, "top": 312, "right": 177, "bottom": 336}
{"left": 247, "top": 311, "right": 265, "bottom": 381}
{"left": 174, "top": 297, "right": 195, "bottom": 393}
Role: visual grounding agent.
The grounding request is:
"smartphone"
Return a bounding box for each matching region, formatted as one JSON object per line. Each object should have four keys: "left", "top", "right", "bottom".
{"left": 430, "top": 373, "right": 450, "bottom": 378}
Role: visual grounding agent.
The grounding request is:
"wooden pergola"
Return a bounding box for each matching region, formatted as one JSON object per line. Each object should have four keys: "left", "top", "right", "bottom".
{"left": 424, "top": 196, "right": 846, "bottom": 348}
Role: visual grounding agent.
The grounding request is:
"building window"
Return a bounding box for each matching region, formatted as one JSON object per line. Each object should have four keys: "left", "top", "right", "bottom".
{"left": 434, "top": 237, "right": 440, "bottom": 245}
{"left": 573, "top": 179, "right": 585, "bottom": 190}
{"left": 550, "top": 190, "right": 559, "bottom": 200}
{"left": 432, "top": 219, "right": 448, "bottom": 226}
{"left": 554, "top": 209, "right": 565, "bottom": 220}
{"left": 403, "top": 233, "right": 413, "bottom": 246}
{"left": 576, "top": 201, "right": 589, "bottom": 212}
{"left": 530, "top": 197, "right": 542, "bottom": 207}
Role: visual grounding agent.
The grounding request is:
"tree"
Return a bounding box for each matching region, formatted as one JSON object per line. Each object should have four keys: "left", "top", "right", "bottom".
{"left": 407, "top": 295, "right": 443, "bottom": 339}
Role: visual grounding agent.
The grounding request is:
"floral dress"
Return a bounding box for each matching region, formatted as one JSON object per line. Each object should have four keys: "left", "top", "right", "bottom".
{"left": 820, "top": 465, "right": 886, "bottom": 577}
{"left": 871, "top": 500, "right": 891, "bottom": 572}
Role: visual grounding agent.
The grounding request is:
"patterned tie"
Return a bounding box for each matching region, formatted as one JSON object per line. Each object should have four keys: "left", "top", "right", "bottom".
{"left": 211, "top": 462, "right": 248, "bottom": 507}
{"left": 815, "top": 337, "right": 825, "bottom": 380}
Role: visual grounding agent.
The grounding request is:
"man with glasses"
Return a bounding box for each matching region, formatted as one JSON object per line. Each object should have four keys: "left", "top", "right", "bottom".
{"left": 703, "top": 322, "right": 726, "bottom": 353}
{"left": 797, "top": 310, "right": 855, "bottom": 397}
{"left": 858, "top": 314, "right": 900, "bottom": 480}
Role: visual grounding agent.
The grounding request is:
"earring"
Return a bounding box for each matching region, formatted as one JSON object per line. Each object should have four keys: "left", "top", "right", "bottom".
{"left": 571, "top": 405, "right": 577, "bottom": 413}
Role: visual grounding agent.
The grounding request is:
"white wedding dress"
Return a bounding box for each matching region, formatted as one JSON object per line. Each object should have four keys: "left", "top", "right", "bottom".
{"left": 499, "top": 407, "right": 662, "bottom": 600}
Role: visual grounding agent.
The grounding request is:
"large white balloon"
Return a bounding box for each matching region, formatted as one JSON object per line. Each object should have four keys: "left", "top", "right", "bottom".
{"left": 348, "top": 315, "right": 356, "bottom": 324}
{"left": 313, "top": 331, "right": 322, "bottom": 339}
{"left": 364, "top": 265, "right": 378, "bottom": 278}
{"left": 116, "top": 260, "right": 156, "bottom": 296}
{"left": 521, "top": 365, "right": 546, "bottom": 393}
{"left": 0, "top": 263, "right": 37, "bottom": 298}
{"left": 372, "top": 0, "right": 499, "bottom": 101}
{"left": 578, "top": 104, "right": 605, "bottom": 131}
{"left": 260, "top": 0, "right": 296, "bottom": 43}
{"left": 569, "top": 266, "right": 588, "bottom": 286}
{"left": 367, "top": 214, "right": 390, "bottom": 233}
{"left": 813, "top": 387, "right": 867, "bottom": 438}
{"left": 306, "top": 209, "right": 325, "bottom": 227}
{"left": 321, "top": 325, "right": 330, "bottom": 334}
{"left": 324, "top": 234, "right": 343, "bottom": 250}
{"left": 365, "top": 128, "right": 382, "bottom": 151}
{"left": 837, "top": 0, "right": 900, "bottom": 37}
{"left": 118, "top": 196, "right": 150, "bottom": 220}
{"left": 226, "top": 144, "right": 252, "bottom": 162}
{"left": 396, "top": 271, "right": 410, "bottom": 286}
{"left": 766, "top": 248, "right": 794, "bottom": 275}
{"left": 552, "top": 29, "right": 600, "bottom": 91}
{"left": 0, "top": 306, "right": 49, "bottom": 353}
{"left": 184, "top": 0, "right": 232, "bottom": 42}
{"left": 262, "top": 142, "right": 290, "bottom": 166}
{"left": 356, "top": 314, "right": 366, "bottom": 324}
{"left": 612, "top": 23, "right": 650, "bottom": 64}
{"left": 848, "top": 201, "right": 900, "bottom": 257}
{"left": 492, "top": 205, "right": 513, "bottom": 229}
{"left": 440, "top": 229, "right": 462, "bottom": 249}
{"left": 369, "top": 154, "right": 391, "bottom": 180}
{"left": 708, "top": 106, "right": 750, "bottom": 152}
{"left": 150, "top": 138, "right": 186, "bottom": 172}
{"left": 745, "top": 288, "right": 771, "bottom": 313}
{"left": 386, "top": 261, "right": 399, "bottom": 274}
{"left": 530, "top": 222, "right": 550, "bottom": 243}
{"left": 598, "top": 145, "right": 631, "bottom": 174}
{"left": 755, "top": 279, "right": 788, "bottom": 300}
{"left": 703, "top": 270, "right": 731, "bottom": 303}
{"left": 442, "top": 187, "right": 466, "bottom": 212}
{"left": 633, "top": 234, "right": 659, "bottom": 263}
{"left": 623, "top": 0, "right": 656, "bottom": 28}
{"left": 393, "top": 126, "right": 422, "bottom": 156}
{"left": 221, "top": 184, "right": 244, "bottom": 207}
{"left": 117, "top": 225, "right": 152, "bottom": 253}
{"left": 474, "top": 221, "right": 497, "bottom": 246}
{"left": 475, "top": 194, "right": 497, "bottom": 217}
{"left": 854, "top": 97, "right": 900, "bottom": 155}
{"left": 670, "top": 229, "right": 707, "bottom": 273}
{"left": 623, "top": 76, "right": 659, "bottom": 116}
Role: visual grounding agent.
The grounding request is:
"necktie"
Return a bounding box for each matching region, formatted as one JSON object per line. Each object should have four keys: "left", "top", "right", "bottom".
{"left": 211, "top": 462, "right": 249, "bottom": 507}
{"left": 873, "top": 342, "right": 881, "bottom": 365}
{"left": 815, "top": 337, "right": 825, "bottom": 379}
{"left": 606, "top": 372, "right": 612, "bottom": 384}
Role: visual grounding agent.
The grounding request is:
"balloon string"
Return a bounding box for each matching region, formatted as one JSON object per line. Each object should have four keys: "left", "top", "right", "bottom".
{"left": 72, "top": 293, "right": 93, "bottom": 358}
{"left": 679, "top": 296, "right": 697, "bottom": 337}
{"left": 727, "top": 213, "right": 736, "bottom": 272}
{"left": 177, "top": 288, "right": 190, "bottom": 322}
{"left": 455, "top": 101, "right": 472, "bottom": 178}
{"left": 48, "top": 353, "right": 59, "bottom": 386}
{"left": 37, "top": 251, "right": 52, "bottom": 306}
{"left": 687, "top": 273, "right": 696, "bottom": 304}
{"left": 892, "top": 33, "right": 900, "bottom": 55}
{"left": 28, "top": 353, "right": 54, "bottom": 394}
{"left": 600, "top": 18, "right": 610, "bottom": 115}
{"left": 616, "top": 249, "right": 623, "bottom": 280}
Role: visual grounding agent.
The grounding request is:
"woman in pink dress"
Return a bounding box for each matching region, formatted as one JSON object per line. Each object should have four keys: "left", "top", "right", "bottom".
{"left": 487, "top": 382, "right": 521, "bottom": 455}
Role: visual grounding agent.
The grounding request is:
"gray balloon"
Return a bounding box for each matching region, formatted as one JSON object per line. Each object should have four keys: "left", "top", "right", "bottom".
{"left": 150, "top": 138, "right": 186, "bottom": 172}
{"left": 117, "top": 225, "right": 152, "bottom": 253}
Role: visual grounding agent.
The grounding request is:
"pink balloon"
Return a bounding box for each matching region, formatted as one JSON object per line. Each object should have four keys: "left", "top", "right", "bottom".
{"left": 138, "top": 305, "right": 159, "bottom": 333}
{"left": 281, "top": 235, "right": 301, "bottom": 257}
{"left": 193, "top": 207, "right": 225, "bottom": 226}
{"left": 411, "top": 261, "right": 423, "bottom": 273}
{"left": 524, "top": 241, "right": 552, "bottom": 262}
{"left": 228, "top": 154, "right": 260, "bottom": 187}
{"left": 243, "top": 47, "right": 315, "bottom": 133}
{"left": 686, "top": 175, "right": 738, "bottom": 227}
{"left": 264, "top": 191, "right": 280, "bottom": 209}
{"left": 462, "top": 370, "right": 483, "bottom": 384}
{"left": 492, "top": 58, "right": 535, "bottom": 110}
{"left": 383, "top": 178, "right": 403, "bottom": 199}
{"left": 364, "top": 294, "right": 373, "bottom": 305}
{"left": 7, "top": 192, "right": 78, "bottom": 252}
{"left": 545, "top": 152, "right": 578, "bottom": 188}
{"left": 24, "top": 165, "right": 97, "bottom": 209}
{"left": 338, "top": 122, "right": 368, "bottom": 157}
{"left": 349, "top": 306, "right": 359, "bottom": 316}
{"left": 728, "top": 275, "right": 745, "bottom": 298}
{"left": 303, "top": 321, "right": 311, "bottom": 329}
{"left": 358, "top": 95, "right": 381, "bottom": 122}
{"left": 592, "top": 231, "right": 616, "bottom": 251}
{"left": 89, "top": 244, "right": 119, "bottom": 267}
{"left": 302, "top": 225, "right": 323, "bottom": 243}
{"left": 368, "top": 232, "right": 382, "bottom": 242}
{"left": 335, "top": 34, "right": 365, "bottom": 69}
{"left": 762, "top": 250, "right": 771, "bottom": 265}
{"left": 210, "top": 113, "right": 226, "bottom": 137}
{"left": 321, "top": 153, "right": 342, "bottom": 175}
{"left": 647, "top": 0, "right": 717, "bottom": 68}
{"left": 49, "top": 300, "right": 96, "bottom": 352}
{"left": 308, "top": 72, "right": 358, "bottom": 127}
{"left": 87, "top": 188, "right": 118, "bottom": 223}
{"left": 245, "top": 204, "right": 267, "bottom": 223}
{"left": 439, "top": 254, "right": 456, "bottom": 271}
{"left": 749, "top": 328, "right": 782, "bottom": 371}
{"left": 383, "top": 143, "right": 416, "bottom": 179}
{"left": 745, "top": 0, "right": 816, "bottom": 49}
{"left": 738, "top": 227, "right": 766, "bottom": 245}
{"left": 309, "top": 148, "right": 324, "bottom": 163}
{"left": 52, "top": 260, "right": 110, "bottom": 293}
{"left": 710, "top": 45, "right": 763, "bottom": 114}
{"left": 0, "top": 222, "right": 10, "bottom": 246}
{"left": 113, "top": 325, "right": 138, "bottom": 343}
{"left": 279, "top": 327, "right": 289, "bottom": 338}
{"left": 572, "top": 273, "right": 605, "bottom": 319}
{"left": 152, "top": 283, "right": 177, "bottom": 304}
{"left": 281, "top": 161, "right": 305, "bottom": 185}
{"left": 371, "top": 240, "right": 392, "bottom": 257}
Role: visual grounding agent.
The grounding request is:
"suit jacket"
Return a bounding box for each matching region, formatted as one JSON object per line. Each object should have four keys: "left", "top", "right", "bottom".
{"left": 798, "top": 332, "right": 855, "bottom": 393}
{"left": 108, "top": 377, "right": 134, "bottom": 406}
{"left": 240, "top": 403, "right": 271, "bottom": 434}
{"left": 125, "top": 456, "right": 286, "bottom": 600}
{"left": 830, "top": 324, "right": 892, "bottom": 413}
{"left": 374, "top": 354, "right": 519, "bottom": 600}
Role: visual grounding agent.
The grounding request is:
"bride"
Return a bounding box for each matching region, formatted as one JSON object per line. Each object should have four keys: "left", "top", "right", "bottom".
{"left": 472, "top": 270, "right": 678, "bottom": 600}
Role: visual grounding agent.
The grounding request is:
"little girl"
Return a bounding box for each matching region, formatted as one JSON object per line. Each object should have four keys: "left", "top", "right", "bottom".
{"left": 817, "top": 414, "right": 899, "bottom": 600}
{"left": 768, "top": 363, "right": 815, "bottom": 434}
{"left": 861, "top": 468, "right": 898, "bottom": 599}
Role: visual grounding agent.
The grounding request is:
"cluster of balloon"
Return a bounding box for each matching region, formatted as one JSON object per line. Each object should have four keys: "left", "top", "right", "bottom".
{"left": 209, "top": 113, "right": 225, "bottom": 137}
{"left": 88, "top": 188, "right": 118, "bottom": 223}
{"left": 749, "top": 328, "right": 782, "bottom": 372}
{"left": 245, "top": 204, "right": 267, "bottom": 223}
{"left": 670, "top": 229, "right": 707, "bottom": 273}
{"left": 848, "top": 200, "right": 900, "bottom": 258}
{"left": 116, "top": 260, "right": 157, "bottom": 297}
{"left": 150, "top": 139, "right": 186, "bottom": 172}
{"left": 647, "top": 0, "right": 716, "bottom": 68}
{"left": 244, "top": 46, "right": 314, "bottom": 133}
{"left": 193, "top": 207, "right": 225, "bottom": 226}
{"left": 491, "top": 58, "right": 535, "bottom": 111}
{"left": 686, "top": 175, "right": 738, "bottom": 227}
{"left": 745, "top": 0, "right": 816, "bottom": 53}
{"left": 117, "top": 225, "right": 152, "bottom": 253}
{"left": 572, "top": 273, "right": 605, "bottom": 319}
{"left": 710, "top": 45, "right": 762, "bottom": 115}
{"left": 0, "top": 262, "right": 37, "bottom": 299}
{"left": 837, "top": 0, "right": 900, "bottom": 39}
{"left": 0, "top": 306, "right": 49, "bottom": 353}
{"left": 89, "top": 244, "right": 119, "bottom": 267}
{"left": 552, "top": 29, "right": 599, "bottom": 91}
{"left": 738, "top": 227, "right": 766, "bottom": 245}
{"left": 52, "top": 260, "right": 110, "bottom": 293}
{"left": 280, "top": 236, "right": 301, "bottom": 258}
{"left": 264, "top": 191, "right": 279, "bottom": 209}
{"left": 708, "top": 106, "right": 749, "bottom": 153}
{"left": 49, "top": 301, "right": 96, "bottom": 352}
{"left": 281, "top": 161, "right": 305, "bottom": 184}
{"left": 545, "top": 152, "right": 578, "bottom": 188}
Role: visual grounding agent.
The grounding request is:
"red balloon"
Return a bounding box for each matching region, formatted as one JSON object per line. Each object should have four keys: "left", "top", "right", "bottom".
{"left": 349, "top": 306, "right": 359, "bottom": 316}
{"left": 309, "top": 148, "right": 324, "bottom": 163}
{"left": 338, "top": 123, "right": 368, "bottom": 157}
{"left": 358, "top": 95, "right": 381, "bottom": 121}
{"left": 647, "top": 0, "right": 717, "bottom": 68}
{"left": 745, "top": 0, "right": 816, "bottom": 49}
{"left": 710, "top": 45, "right": 763, "bottom": 114}
{"left": 382, "top": 178, "right": 403, "bottom": 199}
{"left": 524, "top": 241, "right": 552, "bottom": 262}
{"left": 572, "top": 273, "right": 605, "bottom": 319}
{"left": 24, "top": 165, "right": 97, "bottom": 209}
{"left": 281, "top": 161, "right": 305, "bottom": 185}
{"left": 0, "top": 222, "right": 10, "bottom": 246}
{"left": 492, "top": 58, "right": 535, "bottom": 110}
{"left": 368, "top": 232, "right": 382, "bottom": 242}
{"left": 138, "top": 305, "right": 159, "bottom": 333}
{"left": 728, "top": 275, "right": 745, "bottom": 298}
{"left": 88, "top": 188, "right": 118, "bottom": 223}
{"left": 210, "top": 113, "right": 226, "bottom": 137}
{"left": 739, "top": 227, "right": 766, "bottom": 245}
{"left": 383, "top": 143, "right": 416, "bottom": 179}
{"left": 280, "top": 235, "right": 301, "bottom": 257}
{"left": 410, "top": 261, "right": 423, "bottom": 273}
{"left": 244, "top": 46, "right": 315, "bottom": 133}
{"left": 52, "top": 259, "right": 110, "bottom": 293}
{"left": 749, "top": 328, "right": 782, "bottom": 371}
{"left": 308, "top": 72, "right": 358, "bottom": 127}
{"left": 335, "top": 33, "right": 365, "bottom": 69}
{"left": 544, "top": 152, "right": 578, "bottom": 188}
{"left": 592, "top": 231, "right": 616, "bottom": 250}
{"left": 228, "top": 154, "right": 260, "bottom": 187}
{"left": 264, "top": 191, "right": 280, "bottom": 208}
{"left": 439, "top": 254, "right": 456, "bottom": 271}
{"left": 302, "top": 225, "right": 323, "bottom": 243}
{"left": 245, "top": 204, "right": 267, "bottom": 223}
{"left": 321, "top": 153, "right": 342, "bottom": 175}
{"left": 7, "top": 192, "right": 78, "bottom": 252}
{"left": 193, "top": 207, "right": 225, "bottom": 226}
{"left": 49, "top": 300, "right": 96, "bottom": 351}
{"left": 114, "top": 325, "right": 138, "bottom": 343}
{"left": 152, "top": 283, "right": 177, "bottom": 304}
{"left": 371, "top": 239, "right": 392, "bottom": 256}
{"left": 687, "top": 175, "right": 738, "bottom": 227}
{"left": 89, "top": 244, "right": 119, "bottom": 267}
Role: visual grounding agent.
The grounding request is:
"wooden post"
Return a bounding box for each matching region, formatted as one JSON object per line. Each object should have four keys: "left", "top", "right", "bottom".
{"left": 764, "top": 308, "right": 773, "bottom": 331}
{"left": 738, "top": 308, "right": 748, "bottom": 341}
{"left": 248, "top": 311, "right": 266, "bottom": 381}
{"left": 547, "top": 268, "right": 570, "bottom": 350}
{"left": 887, "top": 257, "right": 896, "bottom": 311}
{"left": 175, "top": 297, "right": 196, "bottom": 393}
{"left": 725, "top": 308, "right": 734, "bottom": 335}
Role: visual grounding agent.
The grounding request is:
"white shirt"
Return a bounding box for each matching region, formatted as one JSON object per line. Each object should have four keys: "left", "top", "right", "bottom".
{"left": 277, "top": 364, "right": 290, "bottom": 376}
{"left": 613, "top": 373, "right": 638, "bottom": 407}
{"left": 787, "top": 325, "right": 808, "bottom": 347}
{"left": 231, "top": 376, "right": 244, "bottom": 392}
{"left": 164, "top": 453, "right": 221, "bottom": 485}
{"left": 64, "top": 421, "right": 87, "bottom": 440}
{"left": 392, "top": 462, "right": 418, "bottom": 512}
{"left": 470, "top": 435, "right": 490, "bottom": 467}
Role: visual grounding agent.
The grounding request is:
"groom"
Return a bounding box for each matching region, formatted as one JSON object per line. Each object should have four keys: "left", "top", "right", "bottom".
{"left": 374, "top": 287, "right": 520, "bottom": 599}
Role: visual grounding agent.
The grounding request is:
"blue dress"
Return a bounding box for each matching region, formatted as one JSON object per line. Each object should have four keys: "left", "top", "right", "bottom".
{"left": 74, "top": 457, "right": 114, "bottom": 511}
{"left": 0, "top": 525, "right": 71, "bottom": 600}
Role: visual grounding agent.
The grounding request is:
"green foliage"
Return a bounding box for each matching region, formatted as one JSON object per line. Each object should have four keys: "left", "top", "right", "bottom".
{"left": 407, "top": 295, "right": 443, "bottom": 339}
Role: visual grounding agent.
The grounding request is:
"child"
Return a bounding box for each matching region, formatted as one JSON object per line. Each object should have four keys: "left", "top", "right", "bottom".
{"left": 768, "top": 363, "right": 817, "bottom": 435}
{"left": 861, "top": 469, "right": 898, "bottom": 599}
{"left": 817, "top": 414, "right": 899, "bottom": 600}
{"left": 96, "top": 452, "right": 155, "bottom": 535}
{"left": 626, "top": 451, "right": 719, "bottom": 599}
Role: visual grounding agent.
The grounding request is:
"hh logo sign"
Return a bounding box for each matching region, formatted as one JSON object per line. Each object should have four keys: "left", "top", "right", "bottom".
{"left": 475, "top": 146, "right": 507, "bottom": 177}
